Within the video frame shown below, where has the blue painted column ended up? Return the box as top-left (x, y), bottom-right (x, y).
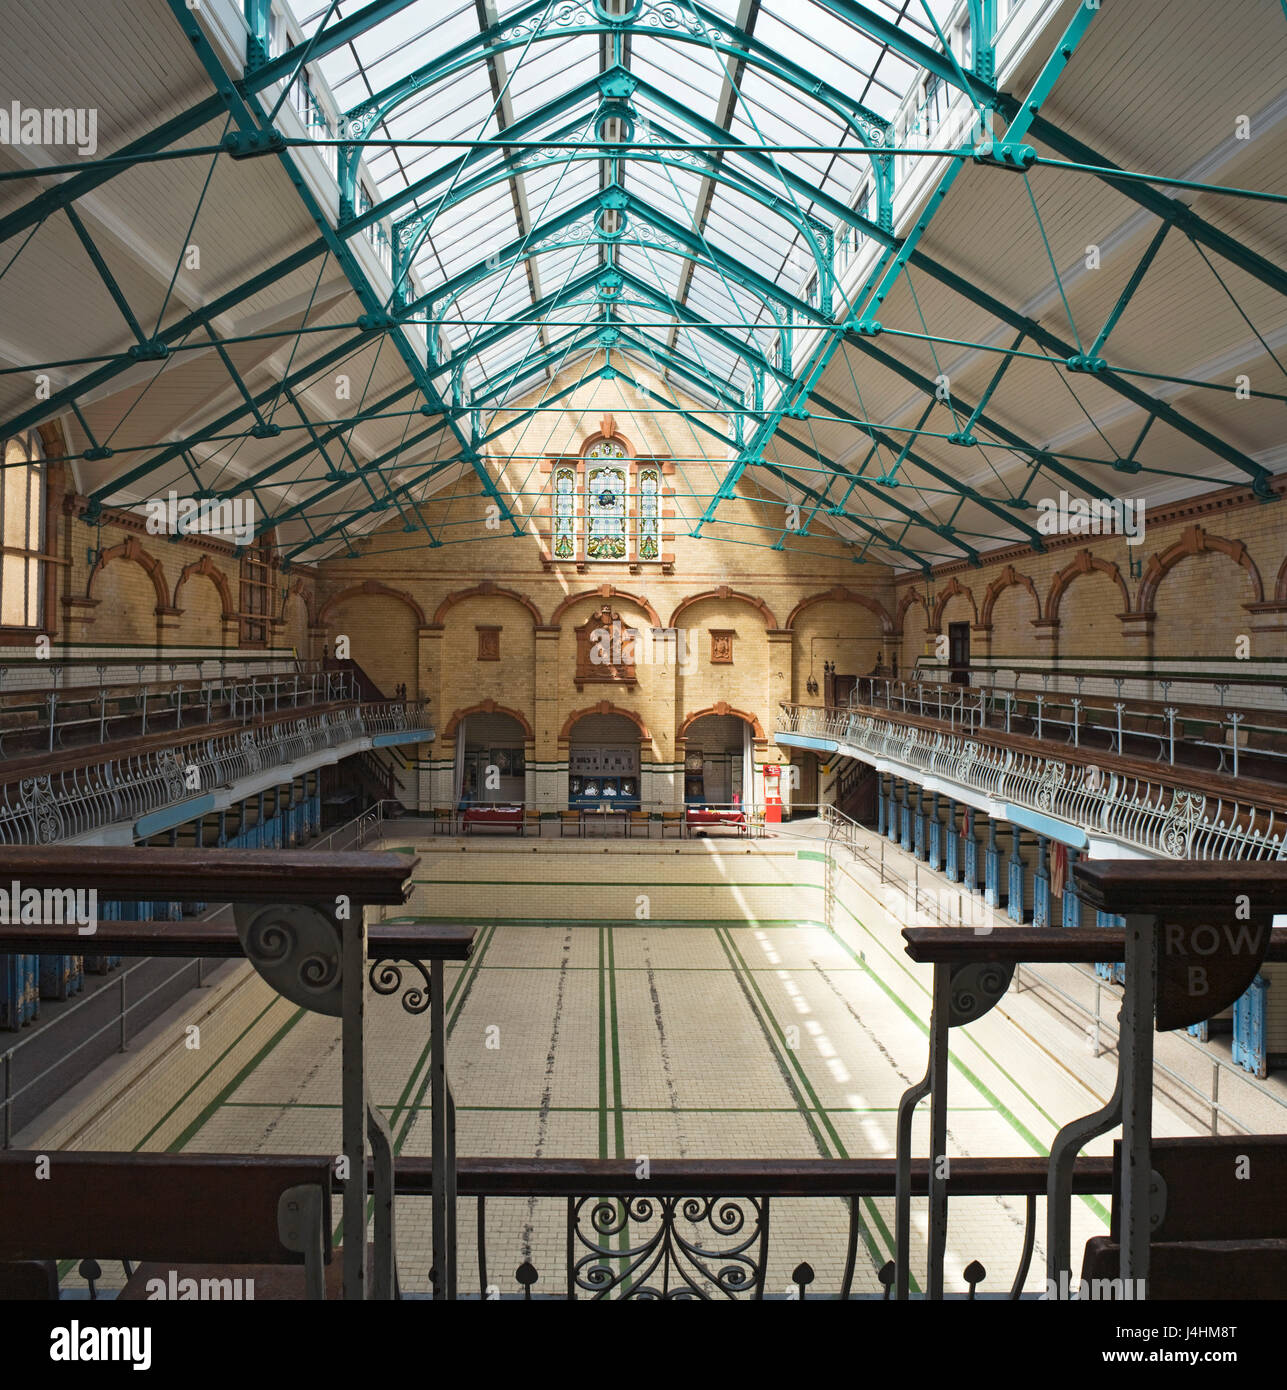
top-left (963, 807), bottom-right (978, 892)
top-left (900, 781), bottom-right (912, 851)
top-left (876, 772), bottom-right (886, 837)
top-left (888, 777), bottom-right (900, 843)
top-left (984, 817), bottom-right (1000, 907)
top-left (927, 792), bottom-right (942, 871)
top-left (913, 784), bottom-right (926, 860)
top-left (1232, 975), bottom-right (1269, 1079)
top-left (1062, 881), bottom-right (1081, 928)
top-left (1032, 835), bottom-right (1050, 927)
top-left (1007, 825), bottom-right (1025, 922)
top-left (944, 798), bottom-right (959, 882)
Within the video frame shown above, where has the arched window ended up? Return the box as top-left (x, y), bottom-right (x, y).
top-left (0, 431), bottom-right (45, 629)
top-left (548, 421), bottom-right (663, 564)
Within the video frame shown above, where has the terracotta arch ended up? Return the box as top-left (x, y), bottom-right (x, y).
top-left (559, 700), bottom-right (652, 744)
top-left (1046, 548), bottom-right (1130, 623)
top-left (784, 585), bottom-right (894, 636)
top-left (317, 579), bottom-right (427, 627)
top-left (979, 564), bottom-right (1040, 629)
top-left (550, 584), bottom-right (660, 628)
top-left (87, 534), bottom-right (169, 611)
top-left (1276, 552), bottom-right (1287, 604)
top-left (895, 587), bottom-right (930, 631)
top-left (667, 586), bottom-right (778, 631)
top-left (677, 702), bottom-right (766, 742)
top-left (443, 699), bottom-right (535, 742)
top-left (578, 418), bottom-right (639, 460)
top-left (173, 554), bottom-right (234, 617)
top-left (929, 576), bottom-right (978, 632)
top-left (1136, 523), bottom-right (1264, 613)
top-left (432, 580), bottom-right (543, 627)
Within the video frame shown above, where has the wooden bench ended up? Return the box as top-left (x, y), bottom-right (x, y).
top-left (0, 1151), bottom-right (333, 1300)
top-left (626, 810), bottom-right (652, 838)
top-left (1081, 1136), bottom-right (1287, 1298)
top-left (559, 810), bottom-right (583, 837)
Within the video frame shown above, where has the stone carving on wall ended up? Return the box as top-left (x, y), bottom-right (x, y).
top-left (575, 604), bottom-right (638, 690)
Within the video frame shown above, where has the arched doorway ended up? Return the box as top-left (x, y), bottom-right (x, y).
top-left (680, 712), bottom-right (754, 808)
top-left (456, 711), bottom-right (529, 807)
top-left (566, 711), bottom-right (641, 809)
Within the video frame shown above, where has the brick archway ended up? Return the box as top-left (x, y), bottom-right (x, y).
top-left (929, 576), bottom-right (978, 632)
top-left (1046, 549), bottom-right (1130, 623)
top-left (87, 534), bottom-right (169, 611)
top-left (550, 584), bottom-right (660, 628)
top-left (317, 580), bottom-right (427, 627)
top-left (559, 700), bottom-right (652, 745)
top-left (432, 580), bottom-right (543, 627)
top-left (895, 587), bottom-right (930, 631)
top-left (173, 553), bottom-right (234, 618)
top-left (979, 564), bottom-right (1040, 629)
top-left (667, 586), bottom-right (779, 631)
top-left (784, 585), bottom-right (893, 636)
top-left (677, 702), bottom-right (766, 742)
top-left (1136, 523), bottom-right (1264, 613)
top-left (443, 699), bottom-right (534, 741)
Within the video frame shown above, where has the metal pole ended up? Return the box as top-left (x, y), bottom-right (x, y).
top-left (342, 908), bottom-right (367, 1300)
top-left (3, 1050), bottom-right (11, 1149)
top-left (1120, 912), bottom-right (1156, 1296)
top-left (927, 966), bottom-right (952, 1299)
top-left (119, 974), bottom-right (127, 1051)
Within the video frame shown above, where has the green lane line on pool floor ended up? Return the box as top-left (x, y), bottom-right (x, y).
top-left (715, 922), bottom-right (904, 1290)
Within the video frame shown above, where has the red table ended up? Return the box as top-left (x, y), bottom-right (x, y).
top-left (685, 807), bottom-right (747, 836)
top-left (462, 804), bottom-right (525, 834)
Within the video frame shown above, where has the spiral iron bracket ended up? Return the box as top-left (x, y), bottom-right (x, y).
top-left (948, 960), bottom-right (1015, 1027)
top-left (369, 958), bottom-right (432, 1014)
top-left (233, 902), bottom-right (344, 1017)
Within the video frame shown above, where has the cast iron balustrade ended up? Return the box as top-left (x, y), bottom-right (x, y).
top-left (0, 698), bottom-right (431, 845)
top-left (0, 844), bottom-right (472, 1301)
top-left (849, 675), bottom-right (1287, 778)
top-left (777, 699), bottom-right (1287, 860)
top-left (0, 851), bottom-right (1281, 1300)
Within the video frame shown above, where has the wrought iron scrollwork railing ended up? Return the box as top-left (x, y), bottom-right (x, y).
top-left (777, 701), bottom-right (1287, 861)
top-left (388, 1156), bottom-right (1108, 1300)
top-left (0, 700), bottom-right (431, 846)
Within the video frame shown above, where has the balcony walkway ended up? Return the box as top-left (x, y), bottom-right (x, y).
top-left (15, 828), bottom-right (1237, 1298)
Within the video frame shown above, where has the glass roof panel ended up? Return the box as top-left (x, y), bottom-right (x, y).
top-left (291, 0), bottom-right (963, 414)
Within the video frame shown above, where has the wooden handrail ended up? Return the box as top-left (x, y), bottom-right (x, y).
top-left (901, 924), bottom-right (1287, 964)
top-left (0, 915), bottom-right (472, 959)
top-left (0, 845), bottom-right (417, 904)
top-left (1074, 859), bottom-right (1287, 914)
top-left (388, 1154), bottom-right (1113, 1197)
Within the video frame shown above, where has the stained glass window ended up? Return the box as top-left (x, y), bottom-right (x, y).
top-left (586, 440), bottom-right (628, 560)
top-left (552, 439), bottom-right (662, 562)
top-left (638, 466), bottom-right (660, 561)
top-left (553, 466), bottom-right (576, 559)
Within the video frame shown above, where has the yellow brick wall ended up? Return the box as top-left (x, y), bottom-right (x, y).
top-left (310, 364), bottom-right (899, 807)
top-left (53, 500), bottom-right (317, 653)
top-left (895, 483), bottom-right (1287, 675)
